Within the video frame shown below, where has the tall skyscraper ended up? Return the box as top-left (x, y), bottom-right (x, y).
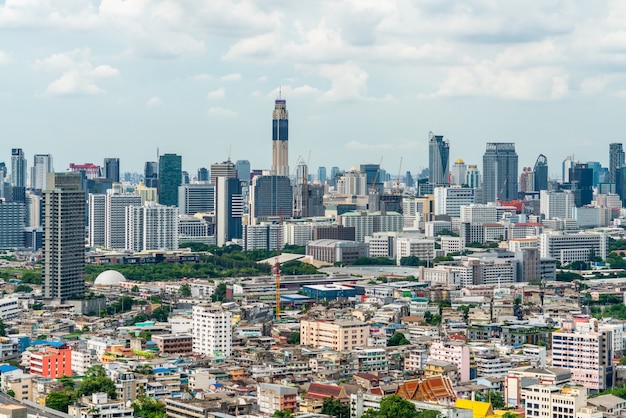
top-left (103, 158), bottom-right (120, 183)
top-left (144, 161), bottom-right (158, 188)
top-left (533, 154), bottom-right (548, 191)
top-left (216, 177), bottom-right (243, 246)
top-left (610, 143), bottom-right (624, 184)
top-left (126, 203), bottom-right (179, 251)
top-left (106, 193), bottom-right (142, 249)
top-left (562, 155), bottom-right (577, 183)
top-left (317, 166), bottom-right (327, 184)
top-left (428, 132), bottom-right (450, 186)
top-left (235, 160), bottom-right (251, 183)
top-left (197, 167), bottom-right (209, 183)
top-left (482, 142), bottom-right (518, 203)
top-left (569, 163), bottom-right (593, 206)
top-left (465, 165), bottom-right (481, 189)
top-left (210, 160), bottom-right (237, 186)
top-left (158, 153), bottom-right (182, 207)
top-left (250, 175), bottom-right (292, 224)
top-left (271, 97), bottom-right (289, 176)
top-left (31, 154), bottom-right (53, 192)
top-left (11, 148), bottom-right (27, 188)
top-left (178, 183), bottom-right (215, 215)
top-left (43, 173), bottom-right (85, 300)
top-left (88, 194), bottom-right (106, 247)
top-left (450, 159), bottom-right (467, 186)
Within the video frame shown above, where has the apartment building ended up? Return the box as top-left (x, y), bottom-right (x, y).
top-left (192, 304), bottom-right (232, 358)
top-left (29, 344), bottom-right (72, 379)
top-left (257, 383), bottom-right (298, 414)
top-left (427, 341), bottom-right (470, 382)
top-left (300, 319), bottom-right (369, 351)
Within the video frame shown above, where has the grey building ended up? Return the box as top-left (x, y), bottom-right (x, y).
top-left (482, 142), bottom-right (518, 203)
top-left (178, 183), bottom-right (215, 215)
top-left (250, 175), bottom-right (292, 224)
top-left (428, 132), bottom-right (450, 186)
top-left (0, 203), bottom-right (25, 249)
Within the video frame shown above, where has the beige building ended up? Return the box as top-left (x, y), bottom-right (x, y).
top-left (300, 319), bottom-right (369, 351)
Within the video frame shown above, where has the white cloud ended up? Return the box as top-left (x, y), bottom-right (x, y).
top-left (265, 84), bottom-right (322, 99)
top-left (146, 96), bottom-right (163, 108)
top-left (208, 107), bottom-right (237, 118)
top-left (220, 73), bottom-right (241, 81)
top-left (318, 62), bottom-right (369, 102)
top-left (35, 49), bottom-right (119, 97)
top-left (0, 51), bottom-right (11, 65)
top-left (207, 88), bottom-right (226, 99)
top-left (193, 73), bottom-right (213, 81)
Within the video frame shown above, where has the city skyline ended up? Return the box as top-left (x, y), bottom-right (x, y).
top-left (2, 2), bottom-right (626, 174)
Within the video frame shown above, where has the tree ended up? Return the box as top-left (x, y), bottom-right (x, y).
top-left (502, 413), bottom-right (519, 418)
top-left (77, 365), bottom-right (117, 399)
top-left (387, 332), bottom-right (410, 346)
top-left (0, 318), bottom-right (7, 337)
top-left (178, 284), bottom-right (192, 297)
top-left (134, 313), bottom-right (150, 324)
top-left (211, 282), bottom-right (227, 302)
top-left (57, 375), bottom-right (76, 390)
top-left (476, 391), bottom-right (505, 409)
top-left (400, 256), bottom-right (425, 266)
top-left (151, 306), bottom-right (169, 322)
top-left (363, 395), bottom-right (419, 418)
top-left (321, 397), bottom-right (349, 418)
top-left (287, 332), bottom-right (300, 345)
top-left (135, 364), bottom-right (154, 375)
top-left (46, 390), bottom-right (75, 413)
top-left (272, 410), bottom-right (295, 418)
top-left (132, 396), bottom-right (166, 418)
top-left (13, 284), bottom-right (33, 293)
top-left (131, 285), bottom-right (140, 293)
top-left (5, 389), bottom-right (14, 397)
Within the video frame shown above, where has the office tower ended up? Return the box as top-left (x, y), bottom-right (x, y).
top-left (569, 163), bottom-right (593, 206)
top-left (210, 160), bottom-right (237, 186)
top-left (144, 161), bottom-right (158, 188)
top-left (336, 170), bottom-right (367, 195)
top-left (197, 167), bottom-right (210, 183)
top-left (428, 132), bottom-right (450, 186)
top-left (103, 158), bottom-right (120, 183)
top-left (317, 166), bottom-right (327, 184)
top-left (215, 177), bottom-right (243, 247)
top-left (11, 148), bottom-right (27, 188)
top-left (88, 194), bottom-right (106, 247)
top-left (192, 304), bottom-right (233, 357)
top-left (533, 154), bottom-right (548, 191)
top-left (293, 159), bottom-right (308, 218)
top-left (464, 165), bottom-right (481, 189)
top-left (609, 143), bottom-right (624, 183)
top-left (235, 160), bottom-right (251, 183)
top-left (433, 187), bottom-right (475, 217)
top-left (31, 154), bottom-right (53, 192)
top-left (42, 173), bottom-right (85, 300)
top-left (405, 171), bottom-right (414, 187)
top-left (482, 142), bottom-right (518, 203)
top-left (158, 153), bottom-right (182, 207)
top-left (329, 166), bottom-right (340, 186)
top-left (519, 167), bottom-right (534, 193)
top-left (125, 203), bottom-right (179, 251)
top-left (360, 164), bottom-right (381, 188)
top-left (182, 171), bottom-right (190, 185)
top-left (450, 159), bottom-right (467, 186)
top-left (0, 162), bottom-right (6, 182)
top-left (562, 155), bottom-right (577, 183)
top-left (250, 175), bottom-right (292, 224)
top-left (540, 190), bottom-right (575, 220)
top-left (26, 191), bottom-right (41, 228)
top-left (178, 183), bottom-right (215, 215)
top-left (106, 193), bottom-right (142, 249)
top-left (587, 161), bottom-right (603, 187)
top-left (0, 202), bottom-right (25, 248)
top-left (271, 97), bottom-right (289, 176)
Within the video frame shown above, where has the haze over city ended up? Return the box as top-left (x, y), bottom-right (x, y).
top-left (2, 1), bottom-right (626, 175)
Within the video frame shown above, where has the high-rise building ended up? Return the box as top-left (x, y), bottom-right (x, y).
top-left (482, 142), bottom-right (518, 203)
top-left (0, 202), bottom-right (25, 249)
top-left (43, 173), bottom-right (85, 300)
top-left (450, 159), bottom-right (467, 186)
top-left (158, 153), bottom-right (182, 207)
top-left (69, 163), bottom-right (100, 179)
top-left (434, 187), bottom-right (476, 217)
top-left (329, 166), bottom-right (340, 186)
top-left (235, 160), bottom-right (250, 183)
top-left (31, 154), bottom-right (53, 192)
top-left (106, 193), bottom-right (142, 249)
top-left (215, 177), bottom-right (243, 247)
top-left (562, 155), bottom-right (577, 183)
top-left (197, 167), bottom-right (209, 183)
top-left (533, 154), bottom-right (548, 191)
top-left (519, 167), bottom-right (534, 193)
top-left (428, 132), bottom-right (450, 186)
top-left (210, 160), bottom-right (237, 186)
top-left (609, 143), bottom-right (624, 184)
top-left (250, 175), bottom-right (293, 224)
top-left (144, 161), bottom-right (158, 188)
top-left (272, 97), bottom-right (289, 177)
top-left (465, 165), bottom-right (481, 189)
top-left (11, 148), bottom-right (27, 188)
top-left (317, 166), bottom-right (327, 184)
top-left (88, 194), bottom-right (106, 247)
top-left (182, 171), bottom-right (190, 185)
top-left (192, 304), bottom-right (233, 357)
top-left (178, 183), bottom-right (215, 215)
top-left (103, 158), bottom-right (120, 183)
top-left (569, 163), bottom-right (593, 206)
top-left (540, 190), bottom-right (575, 220)
top-left (125, 203), bottom-right (179, 251)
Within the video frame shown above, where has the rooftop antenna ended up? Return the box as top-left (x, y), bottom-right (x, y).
top-left (278, 86), bottom-right (282, 100)
top-left (227, 145), bottom-right (232, 162)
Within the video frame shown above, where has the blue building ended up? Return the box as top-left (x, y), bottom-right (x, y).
top-left (302, 284), bottom-right (358, 301)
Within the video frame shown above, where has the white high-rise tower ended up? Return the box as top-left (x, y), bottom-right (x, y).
top-left (271, 96), bottom-right (289, 176)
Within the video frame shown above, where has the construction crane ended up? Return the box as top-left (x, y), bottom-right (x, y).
top-left (393, 157), bottom-right (403, 195)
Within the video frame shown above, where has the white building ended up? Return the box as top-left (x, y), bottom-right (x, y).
top-left (396, 238), bottom-right (435, 265)
top-left (178, 216), bottom-right (214, 246)
top-left (0, 297), bottom-right (20, 321)
top-left (340, 211), bottom-right (403, 242)
top-left (365, 232), bottom-right (396, 259)
top-left (125, 203), bottom-right (179, 251)
top-left (88, 194), bottom-right (106, 247)
top-left (106, 192), bottom-right (142, 250)
top-left (425, 220), bottom-right (452, 237)
top-left (178, 183), bottom-right (215, 215)
top-left (540, 190), bottom-right (575, 220)
top-left (522, 384), bottom-right (590, 418)
top-left (31, 154), bottom-right (53, 191)
top-left (243, 223), bottom-right (284, 251)
top-left (71, 349), bottom-right (95, 376)
top-left (427, 341), bottom-right (470, 382)
top-left (460, 204), bottom-right (498, 224)
top-left (440, 236), bottom-right (464, 254)
top-left (434, 187), bottom-right (476, 217)
top-left (450, 159), bottom-right (467, 186)
top-left (192, 304), bottom-right (232, 358)
top-left (539, 232), bottom-right (608, 264)
top-left (69, 392), bottom-right (134, 418)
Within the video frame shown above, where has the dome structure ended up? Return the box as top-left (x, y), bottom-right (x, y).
top-left (94, 270), bottom-right (126, 286)
top-left (455, 158), bottom-right (465, 164)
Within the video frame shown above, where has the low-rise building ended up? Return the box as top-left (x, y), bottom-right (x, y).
top-left (257, 383), bottom-right (298, 414)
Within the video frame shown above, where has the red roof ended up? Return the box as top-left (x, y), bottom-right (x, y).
top-left (305, 383), bottom-right (345, 400)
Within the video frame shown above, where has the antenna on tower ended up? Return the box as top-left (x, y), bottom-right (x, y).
top-left (227, 145), bottom-right (232, 162)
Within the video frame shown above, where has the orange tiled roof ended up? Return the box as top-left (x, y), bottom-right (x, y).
top-left (395, 376), bottom-right (456, 403)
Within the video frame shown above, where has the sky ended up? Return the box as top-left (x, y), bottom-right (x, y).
top-left (1, 0), bottom-right (626, 180)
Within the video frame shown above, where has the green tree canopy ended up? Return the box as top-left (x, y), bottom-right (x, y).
top-left (287, 332), bottom-right (300, 345)
top-left (132, 396), bottom-right (166, 418)
top-left (321, 397), bottom-right (350, 418)
top-left (46, 390), bottom-right (75, 413)
top-left (387, 332), bottom-right (410, 346)
top-left (211, 282), bottom-right (227, 302)
top-left (151, 306), bottom-right (170, 322)
top-left (178, 284), bottom-right (192, 297)
top-left (77, 365), bottom-right (117, 399)
top-left (272, 410), bottom-right (295, 418)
